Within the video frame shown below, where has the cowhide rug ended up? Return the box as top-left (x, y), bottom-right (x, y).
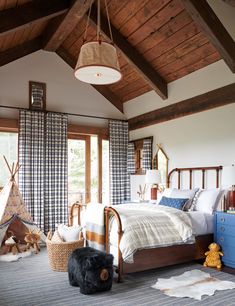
top-left (0, 250), bottom-right (32, 262)
top-left (151, 269), bottom-right (235, 300)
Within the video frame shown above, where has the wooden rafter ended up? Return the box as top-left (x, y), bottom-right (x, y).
top-left (129, 83), bottom-right (235, 130)
top-left (222, 0), bottom-right (235, 7)
top-left (0, 0), bottom-right (69, 37)
top-left (181, 0), bottom-right (235, 73)
top-left (56, 46), bottom-right (124, 113)
top-left (43, 0), bottom-right (94, 51)
top-left (0, 37), bottom-right (42, 67)
top-left (89, 5), bottom-right (168, 100)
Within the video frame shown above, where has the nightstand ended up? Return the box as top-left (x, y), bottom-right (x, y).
top-left (214, 212), bottom-right (235, 268)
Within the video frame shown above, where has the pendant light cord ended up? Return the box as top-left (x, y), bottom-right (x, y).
top-left (104, 0), bottom-right (114, 43)
top-left (97, 0), bottom-right (101, 41)
top-left (84, 0), bottom-right (93, 43)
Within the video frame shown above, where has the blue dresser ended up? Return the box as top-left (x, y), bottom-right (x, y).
top-left (214, 212), bottom-right (235, 268)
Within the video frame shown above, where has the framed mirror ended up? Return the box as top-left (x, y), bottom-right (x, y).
top-left (152, 144), bottom-right (169, 186)
top-left (29, 81), bottom-right (46, 111)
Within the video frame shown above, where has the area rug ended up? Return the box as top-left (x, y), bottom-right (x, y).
top-left (152, 269), bottom-right (235, 300)
top-left (1, 249), bottom-right (235, 306)
top-left (0, 250), bottom-right (32, 262)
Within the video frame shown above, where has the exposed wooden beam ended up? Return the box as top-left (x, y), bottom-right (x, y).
top-left (129, 83), bottom-right (235, 130)
top-left (68, 124), bottom-right (108, 138)
top-left (0, 118), bottom-right (18, 132)
top-left (181, 0), bottom-right (235, 73)
top-left (56, 46), bottom-right (124, 113)
top-left (0, 117), bottom-right (108, 137)
top-left (0, 37), bottom-right (42, 67)
top-left (222, 0), bottom-right (235, 7)
top-left (0, 0), bottom-right (69, 37)
top-left (43, 0), bottom-right (93, 51)
top-left (89, 5), bottom-right (168, 100)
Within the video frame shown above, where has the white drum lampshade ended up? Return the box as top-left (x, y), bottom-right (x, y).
top-left (222, 165), bottom-right (235, 188)
top-left (74, 41), bottom-right (122, 85)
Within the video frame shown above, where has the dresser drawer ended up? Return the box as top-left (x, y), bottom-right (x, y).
top-left (216, 224), bottom-right (235, 236)
top-left (216, 213), bottom-right (235, 226)
top-left (215, 233), bottom-right (235, 247)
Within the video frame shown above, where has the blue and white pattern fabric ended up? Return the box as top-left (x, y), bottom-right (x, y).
top-left (127, 142), bottom-right (135, 175)
top-left (159, 196), bottom-right (189, 210)
top-left (19, 110), bottom-right (68, 233)
top-left (142, 138), bottom-right (152, 172)
top-left (109, 120), bottom-right (130, 205)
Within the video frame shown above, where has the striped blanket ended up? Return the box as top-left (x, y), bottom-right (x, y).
top-left (85, 203), bottom-right (194, 263)
top-left (85, 203), bottom-right (106, 251)
top-left (110, 203), bottom-right (194, 263)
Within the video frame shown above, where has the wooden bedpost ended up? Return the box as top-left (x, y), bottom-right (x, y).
top-left (105, 207), bottom-right (123, 283)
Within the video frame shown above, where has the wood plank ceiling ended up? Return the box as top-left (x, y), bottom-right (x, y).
top-left (0, 0), bottom-right (234, 112)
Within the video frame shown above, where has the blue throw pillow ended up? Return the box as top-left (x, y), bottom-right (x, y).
top-left (159, 196), bottom-right (189, 210)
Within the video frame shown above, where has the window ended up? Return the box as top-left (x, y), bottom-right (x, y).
top-left (102, 139), bottom-right (109, 204)
top-left (0, 132), bottom-right (18, 188)
top-left (68, 135), bottom-right (109, 205)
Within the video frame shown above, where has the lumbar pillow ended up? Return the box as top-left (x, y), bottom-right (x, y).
top-left (57, 224), bottom-right (82, 242)
top-left (159, 196), bottom-right (189, 210)
top-left (170, 188), bottom-right (199, 211)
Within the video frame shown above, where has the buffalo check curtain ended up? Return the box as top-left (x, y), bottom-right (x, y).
top-left (19, 110), bottom-right (68, 233)
top-left (109, 120), bottom-right (130, 205)
top-left (127, 142), bottom-right (135, 175)
top-left (142, 138), bottom-right (152, 171)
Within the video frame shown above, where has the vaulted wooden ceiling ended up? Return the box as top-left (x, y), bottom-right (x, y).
top-left (0, 0), bottom-right (234, 114)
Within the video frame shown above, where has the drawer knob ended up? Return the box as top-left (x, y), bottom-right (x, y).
top-left (220, 226), bottom-right (225, 232)
top-left (220, 217), bottom-right (225, 222)
top-left (220, 237), bottom-right (224, 242)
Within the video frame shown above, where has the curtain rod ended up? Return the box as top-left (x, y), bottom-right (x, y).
top-left (0, 105), bottom-right (127, 122)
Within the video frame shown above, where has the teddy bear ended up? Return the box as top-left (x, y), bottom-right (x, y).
top-left (203, 242), bottom-right (223, 269)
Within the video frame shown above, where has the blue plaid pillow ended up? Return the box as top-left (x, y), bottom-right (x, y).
top-left (159, 196), bottom-right (189, 210)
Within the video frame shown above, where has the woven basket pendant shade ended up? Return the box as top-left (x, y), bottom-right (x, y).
top-left (75, 41), bottom-right (122, 85)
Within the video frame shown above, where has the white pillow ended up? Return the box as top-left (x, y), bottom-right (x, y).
top-left (156, 188), bottom-right (173, 204)
top-left (195, 188), bottom-right (221, 214)
top-left (57, 224), bottom-right (82, 242)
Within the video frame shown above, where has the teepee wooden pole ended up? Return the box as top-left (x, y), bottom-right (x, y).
top-left (3, 155), bottom-right (12, 175)
top-left (11, 162), bottom-right (15, 175)
top-left (14, 164), bottom-right (21, 176)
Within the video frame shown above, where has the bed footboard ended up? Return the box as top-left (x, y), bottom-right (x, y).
top-left (105, 207), bottom-right (124, 282)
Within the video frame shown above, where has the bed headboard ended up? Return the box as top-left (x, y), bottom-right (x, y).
top-left (167, 166), bottom-right (223, 189)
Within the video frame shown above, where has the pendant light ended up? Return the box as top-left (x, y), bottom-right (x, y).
top-left (74, 0), bottom-right (122, 85)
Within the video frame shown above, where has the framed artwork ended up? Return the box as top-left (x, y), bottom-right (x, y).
top-left (29, 81), bottom-right (46, 111)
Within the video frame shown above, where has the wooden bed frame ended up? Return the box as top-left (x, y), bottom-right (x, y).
top-left (105, 166), bottom-right (223, 282)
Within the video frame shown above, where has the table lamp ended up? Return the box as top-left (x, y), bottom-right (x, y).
top-left (145, 170), bottom-right (161, 202)
top-left (222, 165), bottom-right (235, 209)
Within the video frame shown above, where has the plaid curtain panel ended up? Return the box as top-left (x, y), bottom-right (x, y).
top-left (44, 113), bottom-right (68, 233)
top-left (19, 111), bottom-right (45, 231)
top-left (127, 142), bottom-right (135, 174)
top-left (142, 138), bottom-right (152, 171)
top-left (19, 110), bottom-right (68, 233)
top-left (109, 120), bottom-right (130, 205)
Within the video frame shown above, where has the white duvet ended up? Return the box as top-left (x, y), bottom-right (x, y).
top-left (109, 203), bottom-right (195, 263)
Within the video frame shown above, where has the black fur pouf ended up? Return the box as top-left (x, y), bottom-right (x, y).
top-left (68, 247), bottom-right (114, 295)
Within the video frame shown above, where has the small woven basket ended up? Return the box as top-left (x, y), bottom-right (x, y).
top-left (46, 231), bottom-right (84, 272)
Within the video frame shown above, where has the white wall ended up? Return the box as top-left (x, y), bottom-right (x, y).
top-left (130, 103), bottom-right (235, 173)
top-left (0, 50), bottom-right (126, 127)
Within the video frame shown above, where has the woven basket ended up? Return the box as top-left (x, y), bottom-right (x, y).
top-left (46, 231), bottom-right (84, 272)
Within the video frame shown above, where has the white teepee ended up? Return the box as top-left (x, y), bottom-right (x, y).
top-left (0, 156), bottom-right (45, 246)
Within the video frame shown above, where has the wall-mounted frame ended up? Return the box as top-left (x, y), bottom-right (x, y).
top-left (29, 81), bottom-right (46, 111)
